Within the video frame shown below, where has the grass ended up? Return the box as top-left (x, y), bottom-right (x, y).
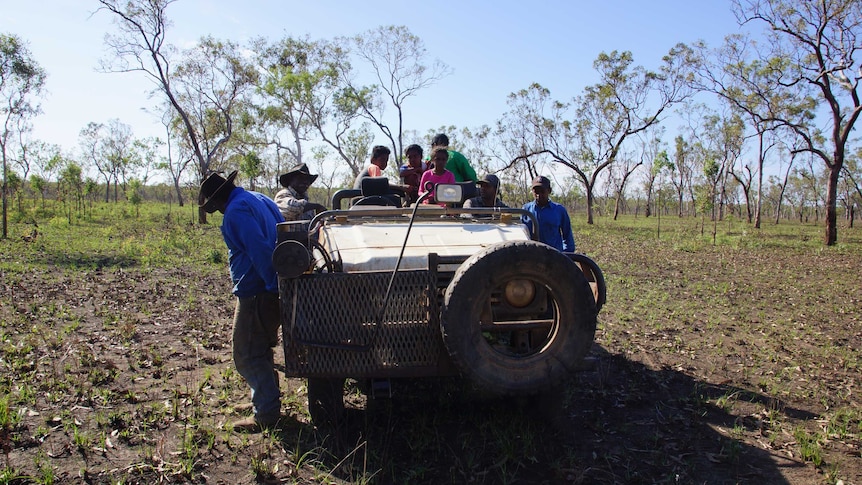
top-left (1, 200), bottom-right (861, 483)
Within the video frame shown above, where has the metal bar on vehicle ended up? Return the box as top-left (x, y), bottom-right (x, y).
top-left (309, 207), bottom-right (540, 240)
top-left (479, 319), bottom-right (555, 331)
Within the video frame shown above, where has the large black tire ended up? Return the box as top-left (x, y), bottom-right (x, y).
top-left (307, 377), bottom-right (345, 430)
top-left (441, 240), bottom-right (597, 394)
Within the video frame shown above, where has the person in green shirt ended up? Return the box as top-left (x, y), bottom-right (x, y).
top-left (430, 133), bottom-right (478, 183)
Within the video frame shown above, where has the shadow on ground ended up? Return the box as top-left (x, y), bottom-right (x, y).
top-left (288, 346), bottom-right (816, 484)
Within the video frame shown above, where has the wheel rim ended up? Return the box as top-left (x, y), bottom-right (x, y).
top-left (479, 276), bottom-right (560, 358)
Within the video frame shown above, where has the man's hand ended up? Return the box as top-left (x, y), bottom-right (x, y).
top-left (307, 202), bottom-right (327, 214)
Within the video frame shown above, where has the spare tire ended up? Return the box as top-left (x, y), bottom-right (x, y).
top-left (441, 240), bottom-right (597, 394)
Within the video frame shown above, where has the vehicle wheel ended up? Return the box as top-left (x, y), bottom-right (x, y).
top-left (441, 240), bottom-right (597, 394)
top-left (307, 377), bottom-right (345, 430)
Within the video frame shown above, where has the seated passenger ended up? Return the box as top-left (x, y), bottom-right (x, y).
top-left (399, 144), bottom-right (427, 204)
top-left (274, 163), bottom-right (326, 221)
top-left (354, 145), bottom-right (390, 189)
top-left (418, 147), bottom-right (456, 206)
top-left (430, 133), bottom-right (478, 183)
top-left (463, 174), bottom-right (508, 214)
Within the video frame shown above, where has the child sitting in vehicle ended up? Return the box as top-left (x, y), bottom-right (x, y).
top-left (418, 147), bottom-right (456, 205)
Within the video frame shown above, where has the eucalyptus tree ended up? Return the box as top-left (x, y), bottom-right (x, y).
top-left (643, 148), bottom-right (671, 218)
top-left (78, 122), bottom-right (110, 202)
top-left (155, 104), bottom-right (192, 206)
top-left (694, 109), bottom-right (745, 220)
top-left (842, 148), bottom-right (862, 218)
top-left (344, 25), bottom-right (451, 163)
top-left (732, 0), bottom-right (862, 245)
top-left (693, 33), bottom-right (814, 229)
top-left (0, 33), bottom-right (45, 238)
top-left (254, 35), bottom-right (336, 171)
top-left (269, 38), bottom-right (378, 179)
top-left (497, 83), bottom-right (554, 188)
top-left (768, 134), bottom-right (802, 224)
top-left (58, 161), bottom-right (84, 220)
top-left (98, 1), bottom-right (256, 223)
top-left (669, 135), bottom-right (695, 217)
top-left (103, 119), bottom-right (137, 202)
top-left (729, 155), bottom-right (757, 223)
top-left (503, 48), bottom-right (693, 224)
top-left (78, 120), bottom-right (135, 203)
top-left (632, 126), bottom-right (666, 218)
top-left (793, 156), bottom-right (827, 222)
top-left (172, 37), bottom-right (258, 185)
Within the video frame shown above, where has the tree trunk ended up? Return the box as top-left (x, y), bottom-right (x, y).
top-left (824, 163), bottom-right (840, 245)
top-left (198, 195), bottom-right (207, 224)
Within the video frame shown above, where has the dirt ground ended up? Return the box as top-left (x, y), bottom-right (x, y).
top-left (1, 240), bottom-right (861, 484)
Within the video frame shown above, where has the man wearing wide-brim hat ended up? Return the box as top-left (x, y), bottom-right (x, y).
top-left (274, 163), bottom-right (326, 221)
top-left (199, 170), bottom-right (286, 432)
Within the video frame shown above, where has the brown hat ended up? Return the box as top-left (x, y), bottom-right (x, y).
top-left (199, 170), bottom-right (238, 213)
top-left (477, 174), bottom-right (500, 190)
top-left (531, 175), bottom-right (551, 190)
top-left (279, 163), bottom-right (318, 188)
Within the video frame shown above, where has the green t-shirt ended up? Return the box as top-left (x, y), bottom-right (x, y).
top-left (445, 150), bottom-right (478, 183)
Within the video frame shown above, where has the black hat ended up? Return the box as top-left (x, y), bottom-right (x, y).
top-left (531, 175), bottom-right (551, 190)
top-left (279, 163), bottom-right (318, 188)
top-left (477, 174), bottom-right (500, 190)
top-left (199, 170), bottom-right (237, 213)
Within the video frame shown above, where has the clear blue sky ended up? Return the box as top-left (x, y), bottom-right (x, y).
top-left (5, 0), bottom-right (746, 165)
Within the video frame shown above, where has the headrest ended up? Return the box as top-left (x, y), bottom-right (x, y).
top-left (458, 181), bottom-right (478, 200)
top-left (360, 176), bottom-right (390, 196)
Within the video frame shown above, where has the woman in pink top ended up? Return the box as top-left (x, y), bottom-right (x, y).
top-left (418, 147), bottom-right (456, 205)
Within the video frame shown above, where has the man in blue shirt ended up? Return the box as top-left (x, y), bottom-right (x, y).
top-left (522, 175), bottom-right (576, 252)
top-left (200, 170), bottom-right (285, 432)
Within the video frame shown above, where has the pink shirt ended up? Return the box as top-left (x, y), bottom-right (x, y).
top-left (418, 170), bottom-right (456, 205)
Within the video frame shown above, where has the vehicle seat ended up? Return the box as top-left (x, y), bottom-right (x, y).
top-left (352, 177), bottom-right (401, 207)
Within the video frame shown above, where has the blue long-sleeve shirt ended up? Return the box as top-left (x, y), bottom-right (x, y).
top-left (220, 187), bottom-right (285, 297)
top-left (521, 199), bottom-right (576, 252)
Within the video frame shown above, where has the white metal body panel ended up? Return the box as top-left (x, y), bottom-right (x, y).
top-left (319, 220), bottom-right (531, 272)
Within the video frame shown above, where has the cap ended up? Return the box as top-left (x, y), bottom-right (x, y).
top-left (531, 175), bottom-right (551, 190)
top-left (477, 174), bottom-right (500, 190)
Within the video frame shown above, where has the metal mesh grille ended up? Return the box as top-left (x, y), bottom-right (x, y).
top-left (280, 270), bottom-right (442, 377)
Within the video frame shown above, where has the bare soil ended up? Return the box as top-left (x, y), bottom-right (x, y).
top-left (1, 236), bottom-right (860, 484)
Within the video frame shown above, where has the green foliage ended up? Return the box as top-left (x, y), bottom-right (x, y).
top-left (1, 199), bottom-right (226, 272)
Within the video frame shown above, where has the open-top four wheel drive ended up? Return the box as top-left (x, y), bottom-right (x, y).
top-left (271, 180), bottom-right (606, 423)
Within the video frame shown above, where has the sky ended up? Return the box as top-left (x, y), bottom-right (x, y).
top-left (3, 0), bottom-right (749, 179)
